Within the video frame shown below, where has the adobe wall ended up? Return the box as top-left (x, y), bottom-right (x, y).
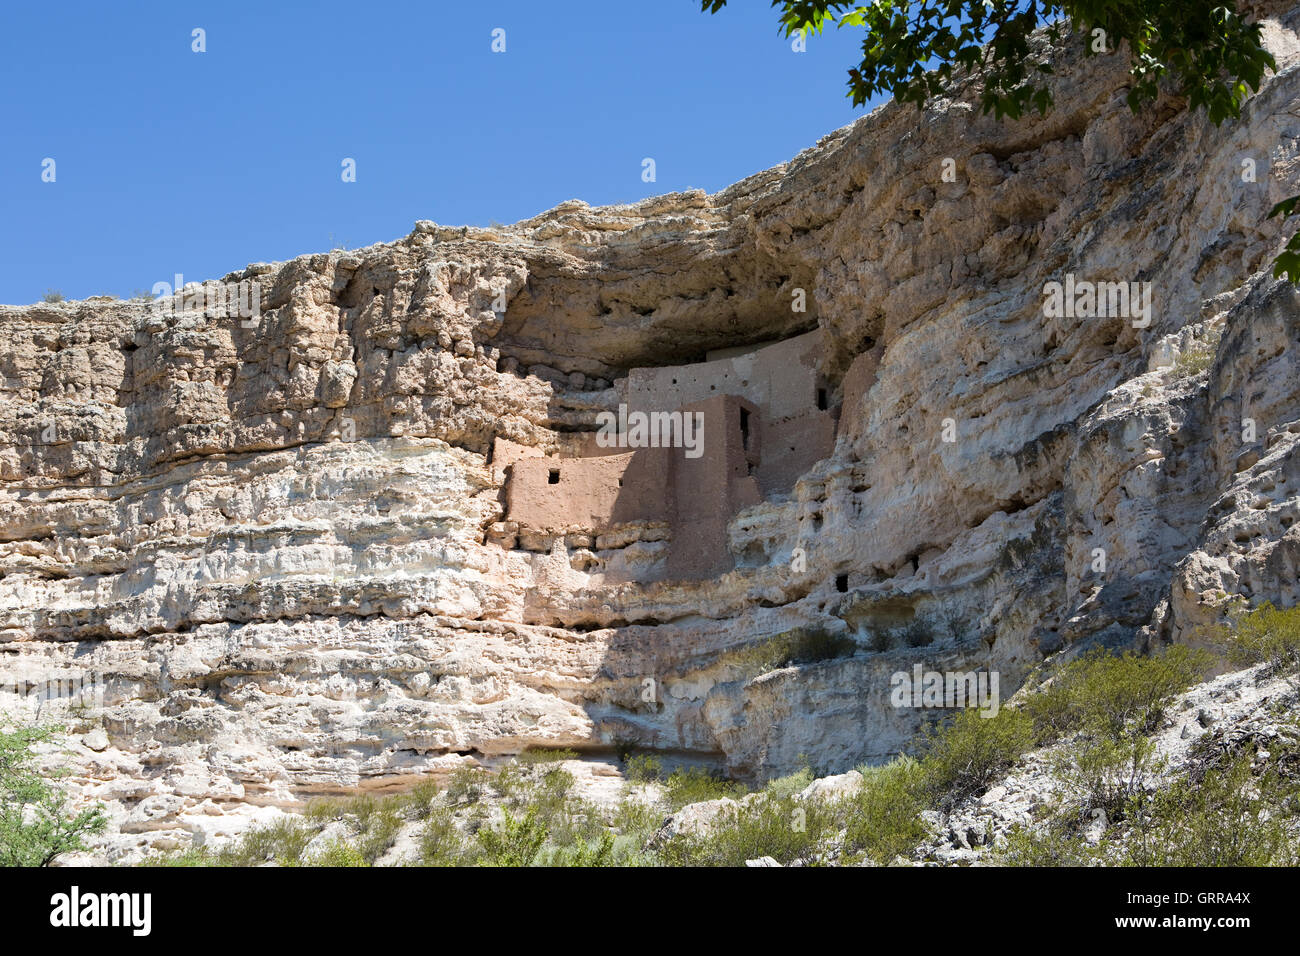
top-left (491, 436), bottom-right (544, 479)
top-left (505, 449), bottom-right (670, 532)
top-left (501, 331), bottom-right (840, 578)
top-left (667, 394), bottom-right (762, 579)
top-left (838, 341), bottom-right (885, 445)
top-left (626, 329), bottom-right (825, 421)
top-left (755, 408), bottom-right (837, 498)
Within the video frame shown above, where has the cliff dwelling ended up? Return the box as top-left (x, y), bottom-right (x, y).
top-left (492, 329), bottom-right (852, 580)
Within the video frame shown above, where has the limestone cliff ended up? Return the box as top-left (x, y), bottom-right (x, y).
top-left (5, 10), bottom-right (1300, 859)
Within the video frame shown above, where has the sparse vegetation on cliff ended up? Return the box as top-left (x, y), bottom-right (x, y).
top-left (133, 609), bottom-right (1300, 869)
top-left (0, 723), bottom-right (106, 867)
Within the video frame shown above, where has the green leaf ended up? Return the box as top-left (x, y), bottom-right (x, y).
top-left (1268, 195), bottom-right (1300, 220)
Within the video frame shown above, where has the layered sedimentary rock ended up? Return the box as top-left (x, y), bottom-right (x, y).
top-left (5, 8), bottom-right (1300, 858)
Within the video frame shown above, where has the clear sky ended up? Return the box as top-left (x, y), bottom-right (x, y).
top-left (0, 1), bottom-right (884, 304)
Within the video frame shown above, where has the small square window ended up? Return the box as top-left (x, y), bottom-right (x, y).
top-left (548, 468), bottom-right (560, 484)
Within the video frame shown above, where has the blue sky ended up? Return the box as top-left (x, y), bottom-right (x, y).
top-left (0, 1), bottom-right (883, 304)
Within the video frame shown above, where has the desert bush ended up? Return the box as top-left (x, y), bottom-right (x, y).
top-left (401, 779), bottom-right (441, 819)
top-left (611, 796), bottom-right (662, 839)
top-left (663, 767), bottom-right (746, 811)
top-left (419, 806), bottom-right (467, 866)
top-left (657, 794), bottom-right (834, 867)
top-left (1025, 645), bottom-right (1209, 744)
top-left (624, 753), bottom-right (663, 784)
top-left (763, 767), bottom-right (814, 801)
top-left (217, 817), bottom-right (312, 866)
top-left (444, 766), bottom-right (489, 805)
top-left (1122, 754), bottom-right (1299, 867)
top-left (306, 839), bottom-right (367, 867)
top-left (538, 831), bottom-right (616, 866)
top-left (1218, 602), bottom-right (1300, 676)
top-left (919, 708), bottom-right (1035, 808)
top-left (1054, 734), bottom-right (1162, 821)
top-left (476, 807), bottom-right (547, 866)
top-left (1170, 326), bottom-right (1222, 379)
top-left (843, 757), bottom-right (928, 863)
top-left (725, 627), bottom-right (856, 677)
top-left (516, 747), bottom-right (580, 765)
top-left (993, 819), bottom-right (1096, 866)
top-left (355, 805), bottom-right (403, 864)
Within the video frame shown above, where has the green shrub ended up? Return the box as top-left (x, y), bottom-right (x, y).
top-left (1218, 602), bottom-right (1300, 676)
top-left (763, 767), bottom-right (814, 801)
top-left (657, 794), bottom-right (834, 867)
top-left (539, 831), bottom-right (616, 867)
top-left (1122, 754), bottom-right (1299, 867)
top-left (149, 847), bottom-right (218, 867)
top-left (724, 627), bottom-right (856, 677)
top-left (663, 767), bottom-right (746, 811)
top-left (217, 817), bottom-right (312, 866)
top-left (419, 806), bottom-right (467, 866)
top-left (993, 820), bottom-right (1096, 866)
top-left (444, 766), bottom-right (489, 805)
top-left (1026, 645), bottom-right (1210, 744)
top-left (401, 779), bottom-right (441, 819)
top-left (920, 708), bottom-right (1035, 808)
top-left (302, 797), bottom-right (342, 825)
top-left (516, 747), bottom-right (580, 765)
top-left (611, 796), bottom-right (662, 840)
top-left (0, 723), bottom-right (107, 866)
top-left (476, 807), bottom-right (547, 866)
top-left (843, 757), bottom-right (929, 863)
top-left (490, 763), bottom-right (523, 800)
top-left (307, 839), bottom-right (367, 867)
top-left (355, 806), bottom-right (403, 864)
top-left (41, 289), bottom-right (64, 304)
top-left (1170, 326), bottom-right (1222, 379)
top-left (1054, 734), bottom-right (1162, 820)
top-left (624, 754), bottom-right (663, 784)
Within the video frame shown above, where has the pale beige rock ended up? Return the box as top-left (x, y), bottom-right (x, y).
top-left (4, 8), bottom-right (1300, 859)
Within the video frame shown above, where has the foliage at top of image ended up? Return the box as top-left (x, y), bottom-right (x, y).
top-left (1, 723), bottom-right (107, 867)
top-left (41, 289), bottom-right (64, 304)
top-left (705, 2), bottom-right (1300, 282)
top-left (705, 1), bottom-right (1272, 121)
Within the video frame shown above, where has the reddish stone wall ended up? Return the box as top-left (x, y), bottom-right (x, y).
top-left (500, 333), bottom-right (843, 580)
top-left (755, 408), bottom-right (837, 498)
top-left (839, 342), bottom-right (884, 444)
top-left (667, 395), bottom-right (762, 579)
top-left (505, 449), bottom-right (670, 531)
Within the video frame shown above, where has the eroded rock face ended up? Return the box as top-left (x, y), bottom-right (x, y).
top-left (5, 10), bottom-right (1300, 859)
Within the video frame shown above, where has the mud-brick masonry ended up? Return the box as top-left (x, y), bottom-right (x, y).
top-left (499, 330), bottom-right (841, 579)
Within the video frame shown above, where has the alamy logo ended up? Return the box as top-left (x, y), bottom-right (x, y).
top-left (1042, 273), bottom-right (1152, 328)
top-left (1, 672), bottom-right (105, 714)
top-left (890, 665), bottom-right (1000, 717)
top-left (50, 887), bottom-right (151, 936)
top-left (595, 404), bottom-right (704, 459)
top-left (151, 273), bottom-right (261, 326)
